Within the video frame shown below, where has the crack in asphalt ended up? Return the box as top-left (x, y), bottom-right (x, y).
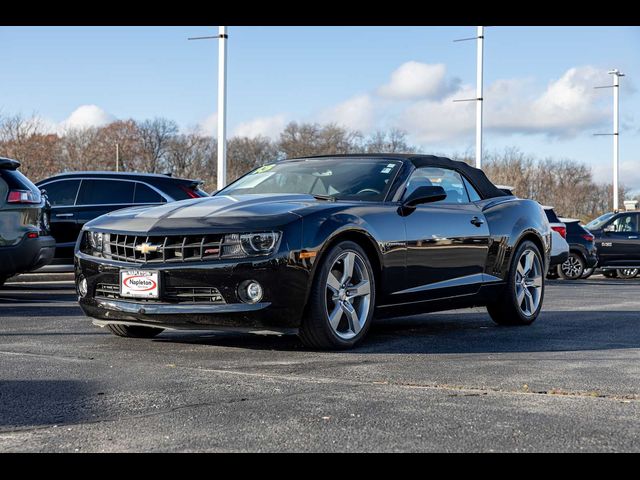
top-left (185, 366), bottom-right (640, 402)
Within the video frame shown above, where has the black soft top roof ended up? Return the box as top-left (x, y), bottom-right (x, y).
top-left (287, 154), bottom-right (508, 200)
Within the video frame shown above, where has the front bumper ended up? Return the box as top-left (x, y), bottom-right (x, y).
top-left (0, 235), bottom-right (55, 276)
top-left (75, 251), bottom-right (311, 330)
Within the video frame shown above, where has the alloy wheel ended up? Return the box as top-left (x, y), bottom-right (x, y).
top-left (561, 255), bottom-right (583, 279)
top-left (515, 249), bottom-right (543, 317)
top-left (617, 268), bottom-right (639, 279)
top-left (325, 251), bottom-right (371, 340)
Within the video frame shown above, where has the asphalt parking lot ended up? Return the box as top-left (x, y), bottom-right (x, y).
top-left (0, 274), bottom-right (639, 452)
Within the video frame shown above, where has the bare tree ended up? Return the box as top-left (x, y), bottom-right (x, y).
top-left (137, 118), bottom-right (179, 173)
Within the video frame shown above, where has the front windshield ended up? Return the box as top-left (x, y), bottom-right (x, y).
top-left (585, 212), bottom-right (615, 230)
top-left (218, 158), bottom-right (402, 201)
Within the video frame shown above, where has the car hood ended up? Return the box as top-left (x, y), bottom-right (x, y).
top-left (85, 194), bottom-right (330, 233)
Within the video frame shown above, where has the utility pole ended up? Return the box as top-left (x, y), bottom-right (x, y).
top-left (189, 26), bottom-right (229, 190)
top-left (454, 26), bottom-right (485, 169)
top-left (594, 69), bottom-right (625, 212)
top-left (115, 143), bottom-right (120, 172)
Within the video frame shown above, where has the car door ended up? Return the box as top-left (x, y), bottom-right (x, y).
top-left (598, 213), bottom-right (640, 266)
top-left (397, 167), bottom-right (491, 303)
top-left (38, 179), bottom-right (81, 259)
top-left (74, 179), bottom-right (136, 233)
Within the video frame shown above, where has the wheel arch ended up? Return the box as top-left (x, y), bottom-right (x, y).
top-left (304, 228), bottom-right (383, 307)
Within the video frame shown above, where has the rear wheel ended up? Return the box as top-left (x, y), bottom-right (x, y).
top-left (558, 253), bottom-right (585, 280)
top-left (299, 241), bottom-right (375, 349)
top-left (581, 267), bottom-right (595, 279)
top-left (487, 241), bottom-right (544, 326)
top-left (617, 268), bottom-right (639, 279)
top-left (602, 270), bottom-right (618, 278)
top-left (107, 324), bottom-right (164, 338)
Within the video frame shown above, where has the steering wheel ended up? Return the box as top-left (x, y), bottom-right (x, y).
top-left (356, 188), bottom-right (381, 196)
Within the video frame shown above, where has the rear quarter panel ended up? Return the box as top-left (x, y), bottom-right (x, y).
top-left (480, 197), bottom-right (551, 279)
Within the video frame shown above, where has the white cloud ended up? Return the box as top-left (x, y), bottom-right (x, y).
top-left (378, 62), bottom-right (458, 100)
top-left (592, 160), bottom-right (640, 192)
top-left (197, 112), bottom-right (218, 137)
top-left (233, 114), bottom-right (287, 139)
top-left (61, 104), bottom-right (115, 131)
top-left (317, 94), bottom-right (375, 132)
top-left (399, 66), bottom-right (611, 144)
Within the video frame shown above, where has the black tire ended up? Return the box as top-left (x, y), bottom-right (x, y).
top-left (558, 252), bottom-right (585, 280)
top-left (299, 241), bottom-right (376, 350)
top-left (581, 267), bottom-right (595, 279)
top-left (546, 268), bottom-right (559, 280)
top-left (107, 324), bottom-right (164, 338)
top-left (602, 270), bottom-right (618, 278)
top-left (616, 268), bottom-right (639, 279)
top-left (487, 240), bottom-right (544, 326)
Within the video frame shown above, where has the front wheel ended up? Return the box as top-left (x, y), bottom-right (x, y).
top-left (107, 324), bottom-right (164, 338)
top-left (558, 253), bottom-right (585, 280)
top-left (299, 241), bottom-right (375, 349)
top-left (487, 241), bottom-right (544, 326)
top-left (617, 268), bottom-right (639, 279)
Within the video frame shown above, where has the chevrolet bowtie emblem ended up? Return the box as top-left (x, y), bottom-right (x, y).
top-left (135, 242), bottom-right (159, 254)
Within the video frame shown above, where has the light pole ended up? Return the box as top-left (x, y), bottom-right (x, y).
top-left (454, 26), bottom-right (485, 169)
top-left (189, 26), bottom-right (229, 190)
top-left (594, 69), bottom-right (625, 212)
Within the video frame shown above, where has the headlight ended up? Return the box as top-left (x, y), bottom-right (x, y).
top-left (86, 231), bottom-right (104, 256)
top-left (221, 232), bottom-right (280, 258)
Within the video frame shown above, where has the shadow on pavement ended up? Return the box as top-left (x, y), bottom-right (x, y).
top-left (153, 310), bottom-right (640, 354)
top-left (0, 380), bottom-right (99, 429)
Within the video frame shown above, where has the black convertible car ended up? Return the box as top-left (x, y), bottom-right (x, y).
top-left (74, 154), bottom-right (551, 349)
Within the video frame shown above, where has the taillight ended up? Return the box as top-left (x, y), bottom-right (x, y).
top-left (179, 185), bottom-right (200, 199)
top-left (551, 226), bottom-right (567, 239)
top-left (7, 189), bottom-right (40, 204)
top-left (27, 232), bottom-right (38, 239)
top-left (581, 233), bottom-right (594, 242)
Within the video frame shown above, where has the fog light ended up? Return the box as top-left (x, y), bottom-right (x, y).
top-left (78, 276), bottom-right (88, 298)
top-left (238, 280), bottom-right (263, 304)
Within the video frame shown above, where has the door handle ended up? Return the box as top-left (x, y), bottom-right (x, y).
top-left (55, 213), bottom-right (74, 218)
top-left (470, 216), bottom-right (484, 227)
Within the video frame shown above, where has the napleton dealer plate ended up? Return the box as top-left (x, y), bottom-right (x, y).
top-left (120, 270), bottom-right (159, 299)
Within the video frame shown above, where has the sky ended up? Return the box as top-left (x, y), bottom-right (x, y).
top-left (0, 26), bottom-right (639, 192)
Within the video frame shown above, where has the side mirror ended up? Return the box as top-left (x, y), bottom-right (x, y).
top-left (403, 186), bottom-right (447, 208)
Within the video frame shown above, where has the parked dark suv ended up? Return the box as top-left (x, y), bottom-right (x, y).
top-left (0, 158), bottom-right (55, 285)
top-left (36, 172), bottom-right (208, 262)
top-left (556, 218), bottom-right (598, 280)
top-left (585, 211), bottom-right (640, 278)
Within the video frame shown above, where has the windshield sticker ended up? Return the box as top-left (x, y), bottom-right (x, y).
top-left (253, 164), bottom-right (275, 174)
top-left (386, 163), bottom-right (396, 169)
top-left (381, 167), bottom-right (392, 174)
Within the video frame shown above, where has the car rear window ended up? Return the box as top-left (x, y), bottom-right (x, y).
top-left (0, 169), bottom-right (40, 196)
top-left (76, 179), bottom-right (135, 205)
top-left (544, 208), bottom-right (561, 223)
top-left (566, 222), bottom-right (587, 235)
top-left (134, 183), bottom-right (165, 204)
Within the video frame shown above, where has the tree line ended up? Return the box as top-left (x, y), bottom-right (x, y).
top-left (0, 113), bottom-right (626, 222)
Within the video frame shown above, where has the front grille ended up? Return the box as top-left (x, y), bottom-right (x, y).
top-left (95, 283), bottom-right (226, 304)
top-left (102, 233), bottom-right (227, 264)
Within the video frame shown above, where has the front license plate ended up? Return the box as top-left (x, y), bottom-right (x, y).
top-left (120, 270), bottom-right (159, 299)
